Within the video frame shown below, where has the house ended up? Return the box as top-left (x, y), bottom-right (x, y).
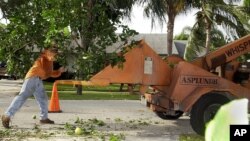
top-left (106, 33), bottom-right (187, 57)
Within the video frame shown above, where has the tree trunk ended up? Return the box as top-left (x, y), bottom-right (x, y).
top-left (166, 13), bottom-right (175, 56)
top-left (76, 69), bottom-right (84, 95)
top-left (76, 0), bottom-right (95, 95)
top-left (76, 85), bottom-right (83, 95)
top-left (205, 17), bottom-right (212, 54)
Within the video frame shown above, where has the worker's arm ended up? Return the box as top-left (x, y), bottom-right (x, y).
top-left (50, 67), bottom-right (65, 78)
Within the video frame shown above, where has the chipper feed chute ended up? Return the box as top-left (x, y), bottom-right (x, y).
top-left (54, 40), bottom-right (181, 89)
top-left (90, 40), bottom-right (172, 86)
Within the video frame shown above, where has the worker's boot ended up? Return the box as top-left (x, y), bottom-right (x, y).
top-left (40, 118), bottom-right (54, 124)
top-left (1, 115), bottom-right (11, 128)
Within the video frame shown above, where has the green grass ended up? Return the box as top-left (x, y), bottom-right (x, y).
top-left (179, 134), bottom-right (204, 141)
top-left (47, 91), bottom-right (140, 100)
top-left (44, 82), bottom-right (140, 100)
top-left (44, 82), bottom-right (139, 92)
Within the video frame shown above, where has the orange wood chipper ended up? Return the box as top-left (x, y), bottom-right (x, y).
top-left (53, 34), bottom-right (250, 135)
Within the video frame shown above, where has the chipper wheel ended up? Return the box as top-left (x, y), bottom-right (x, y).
top-left (190, 93), bottom-right (230, 135)
top-left (155, 111), bottom-right (183, 120)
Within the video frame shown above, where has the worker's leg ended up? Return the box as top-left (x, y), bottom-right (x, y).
top-left (33, 78), bottom-right (48, 120)
top-left (5, 77), bottom-right (35, 117)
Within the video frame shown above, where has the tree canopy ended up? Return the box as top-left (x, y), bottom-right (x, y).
top-left (0, 0), bottom-right (138, 79)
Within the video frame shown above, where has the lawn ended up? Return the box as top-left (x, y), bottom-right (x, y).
top-left (44, 82), bottom-right (140, 100)
top-left (179, 134), bottom-right (205, 141)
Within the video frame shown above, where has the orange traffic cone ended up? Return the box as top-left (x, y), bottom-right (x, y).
top-left (48, 83), bottom-right (62, 113)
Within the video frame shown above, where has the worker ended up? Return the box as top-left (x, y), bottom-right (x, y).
top-left (1, 45), bottom-right (65, 128)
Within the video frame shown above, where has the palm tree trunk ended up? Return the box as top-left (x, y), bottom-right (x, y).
top-left (167, 13), bottom-right (175, 56)
top-left (205, 17), bottom-right (212, 54)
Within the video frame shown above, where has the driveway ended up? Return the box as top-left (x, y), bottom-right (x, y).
top-left (0, 80), bottom-right (195, 141)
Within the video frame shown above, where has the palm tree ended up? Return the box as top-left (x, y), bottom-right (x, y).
top-left (184, 23), bottom-right (226, 61)
top-left (189, 0), bottom-right (247, 55)
top-left (138, 0), bottom-right (192, 55)
top-left (174, 26), bottom-right (192, 40)
top-left (234, 0), bottom-right (250, 33)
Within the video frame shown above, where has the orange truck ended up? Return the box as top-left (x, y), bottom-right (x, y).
top-left (55, 34), bottom-right (250, 135)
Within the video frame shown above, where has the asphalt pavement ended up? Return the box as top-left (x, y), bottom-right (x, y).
top-left (0, 79), bottom-right (195, 141)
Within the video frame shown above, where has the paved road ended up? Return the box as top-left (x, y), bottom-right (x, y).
top-left (0, 80), bottom-right (195, 141)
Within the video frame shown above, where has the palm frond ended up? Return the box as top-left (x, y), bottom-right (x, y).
top-left (114, 0), bottom-right (137, 18)
top-left (184, 18), bottom-right (226, 61)
top-left (142, 0), bottom-right (167, 28)
top-left (216, 5), bottom-right (247, 39)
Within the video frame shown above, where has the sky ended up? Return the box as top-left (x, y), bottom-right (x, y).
top-left (117, 5), bottom-right (197, 35)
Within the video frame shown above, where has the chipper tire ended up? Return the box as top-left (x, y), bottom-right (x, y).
top-left (190, 94), bottom-right (230, 135)
top-left (155, 111), bottom-right (183, 120)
